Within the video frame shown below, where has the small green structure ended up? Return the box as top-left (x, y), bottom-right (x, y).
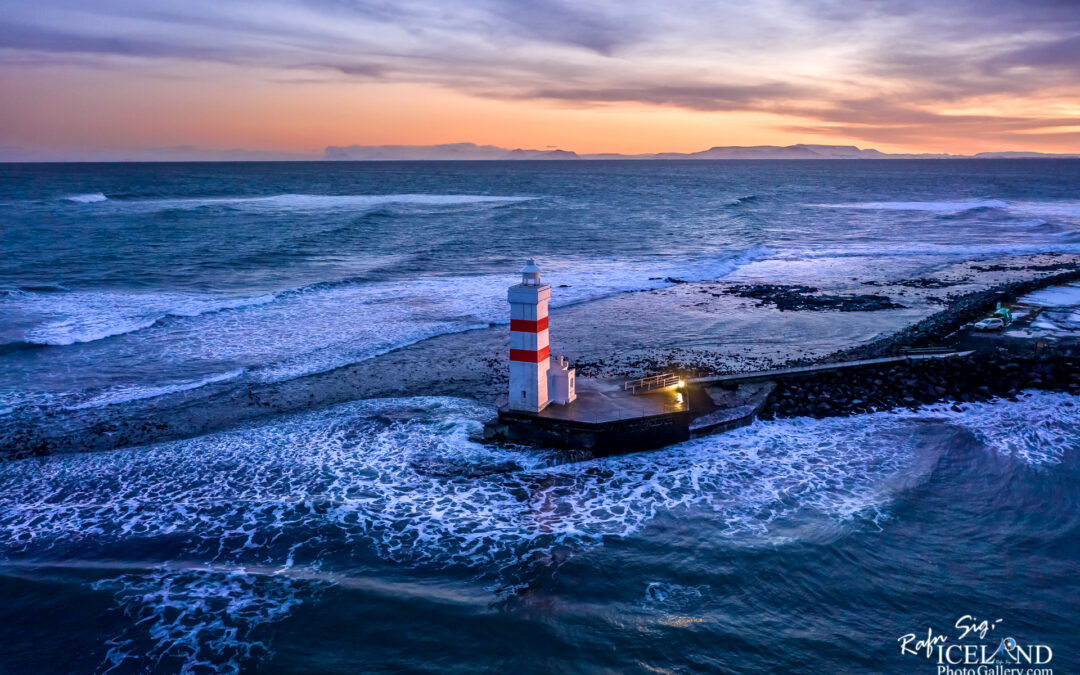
top-left (993, 302), bottom-right (1013, 325)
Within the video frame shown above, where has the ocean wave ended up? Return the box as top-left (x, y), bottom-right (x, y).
top-left (0, 393), bottom-right (1073, 669)
top-left (246, 248), bottom-right (771, 383)
top-left (116, 193), bottom-right (536, 213)
top-left (26, 315), bottom-right (161, 346)
top-left (0, 340), bottom-right (52, 356)
top-left (0, 250), bottom-right (767, 416)
top-left (817, 199), bottom-right (1008, 212)
top-left (892, 390), bottom-right (1077, 466)
top-left (816, 198), bottom-right (1080, 221)
top-left (772, 241), bottom-right (1080, 261)
top-left (7, 283), bottom-right (70, 294)
top-left (5, 249), bottom-right (768, 388)
top-left (61, 192), bottom-right (108, 204)
top-left (10, 291), bottom-right (278, 346)
top-left (723, 195), bottom-right (757, 207)
top-left (66, 369), bottom-right (245, 410)
top-left (1007, 201), bottom-right (1080, 219)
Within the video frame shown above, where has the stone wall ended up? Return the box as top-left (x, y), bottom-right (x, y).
top-left (760, 346), bottom-right (1079, 420)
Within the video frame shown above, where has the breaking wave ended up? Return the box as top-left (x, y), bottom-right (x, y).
top-left (817, 199), bottom-right (1008, 212)
top-left (12, 292), bottom-right (278, 346)
top-left (816, 198), bottom-right (1080, 223)
top-left (110, 193), bottom-right (535, 213)
top-left (2, 249), bottom-right (769, 408)
top-left (61, 192), bottom-right (108, 204)
top-left (723, 195), bottom-right (757, 207)
top-left (66, 369), bottom-right (245, 410)
top-left (891, 390), bottom-right (1078, 466)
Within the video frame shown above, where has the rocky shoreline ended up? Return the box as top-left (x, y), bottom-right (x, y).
top-left (724, 283), bottom-right (906, 312)
top-left (733, 265), bottom-right (1080, 421)
top-left (823, 267), bottom-right (1080, 363)
top-left (707, 261), bottom-right (1080, 421)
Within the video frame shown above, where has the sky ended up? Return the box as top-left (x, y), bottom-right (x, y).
top-left (1, 0), bottom-right (1080, 159)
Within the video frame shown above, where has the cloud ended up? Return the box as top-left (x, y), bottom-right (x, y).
top-left (303, 61), bottom-right (386, 78)
top-left (781, 122), bottom-right (1080, 149)
top-left (0, 22), bottom-right (227, 60)
top-left (1, 0), bottom-right (1079, 149)
top-left (517, 82), bottom-right (809, 111)
top-left (482, 0), bottom-right (641, 55)
top-left (988, 35), bottom-right (1080, 73)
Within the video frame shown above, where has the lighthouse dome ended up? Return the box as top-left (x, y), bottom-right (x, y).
top-left (521, 259), bottom-right (541, 286)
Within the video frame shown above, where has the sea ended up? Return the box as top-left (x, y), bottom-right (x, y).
top-left (1, 160), bottom-right (1079, 673)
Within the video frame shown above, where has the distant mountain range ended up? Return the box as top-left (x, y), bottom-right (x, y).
top-left (325, 142), bottom-right (1080, 161)
top-left (3, 142), bottom-right (1078, 163)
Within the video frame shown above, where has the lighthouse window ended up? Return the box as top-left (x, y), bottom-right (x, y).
top-left (521, 391), bottom-right (526, 401)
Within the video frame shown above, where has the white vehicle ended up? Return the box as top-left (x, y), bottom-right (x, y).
top-left (973, 317), bottom-right (1006, 331)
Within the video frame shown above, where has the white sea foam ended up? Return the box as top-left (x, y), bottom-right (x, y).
top-left (0, 393), bottom-right (1074, 670)
top-left (121, 193), bottom-right (534, 213)
top-left (770, 241), bottom-right (1080, 263)
top-left (0, 390), bottom-right (55, 417)
top-left (67, 369), bottom-right (245, 410)
top-left (93, 568), bottom-right (310, 674)
top-left (722, 195), bottom-right (757, 207)
top-left (62, 192), bottom-right (108, 204)
top-left (0, 395), bottom-right (919, 580)
top-left (248, 250), bottom-right (767, 382)
top-left (891, 391), bottom-right (1078, 466)
top-left (817, 198), bottom-right (1080, 221)
top-left (11, 291), bottom-right (277, 346)
top-left (0, 250), bottom-right (766, 416)
top-left (5, 249), bottom-right (767, 398)
top-left (1007, 201), bottom-right (1080, 219)
top-left (643, 582), bottom-right (708, 609)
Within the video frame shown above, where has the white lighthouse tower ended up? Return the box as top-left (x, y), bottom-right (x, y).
top-left (508, 260), bottom-right (551, 412)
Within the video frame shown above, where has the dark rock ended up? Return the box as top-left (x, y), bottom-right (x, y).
top-left (724, 284), bottom-right (906, 312)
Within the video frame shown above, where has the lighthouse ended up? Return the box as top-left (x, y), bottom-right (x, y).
top-left (490, 260), bottom-right (688, 454)
top-left (508, 259), bottom-right (552, 412)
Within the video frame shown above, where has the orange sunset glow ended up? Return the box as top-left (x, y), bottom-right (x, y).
top-left (2, 0), bottom-right (1079, 160)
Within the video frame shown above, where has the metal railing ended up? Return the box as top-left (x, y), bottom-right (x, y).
top-left (624, 372), bottom-right (680, 395)
top-left (898, 346), bottom-right (954, 355)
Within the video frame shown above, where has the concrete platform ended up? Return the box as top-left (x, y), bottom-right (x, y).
top-left (485, 377), bottom-right (691, 455)
top-left (690, 381), bottom-right (775, 436)
top-left (533, 377), bottom-right (687, 423)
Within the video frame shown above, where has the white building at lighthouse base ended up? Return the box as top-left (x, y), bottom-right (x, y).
top-left (548, 355), bottom-right (576, 405)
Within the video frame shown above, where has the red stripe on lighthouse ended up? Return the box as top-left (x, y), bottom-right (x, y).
top-left (510, 317), bottom-right (548, 333)
top-left (510, 346), bottom-right (550, 363)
